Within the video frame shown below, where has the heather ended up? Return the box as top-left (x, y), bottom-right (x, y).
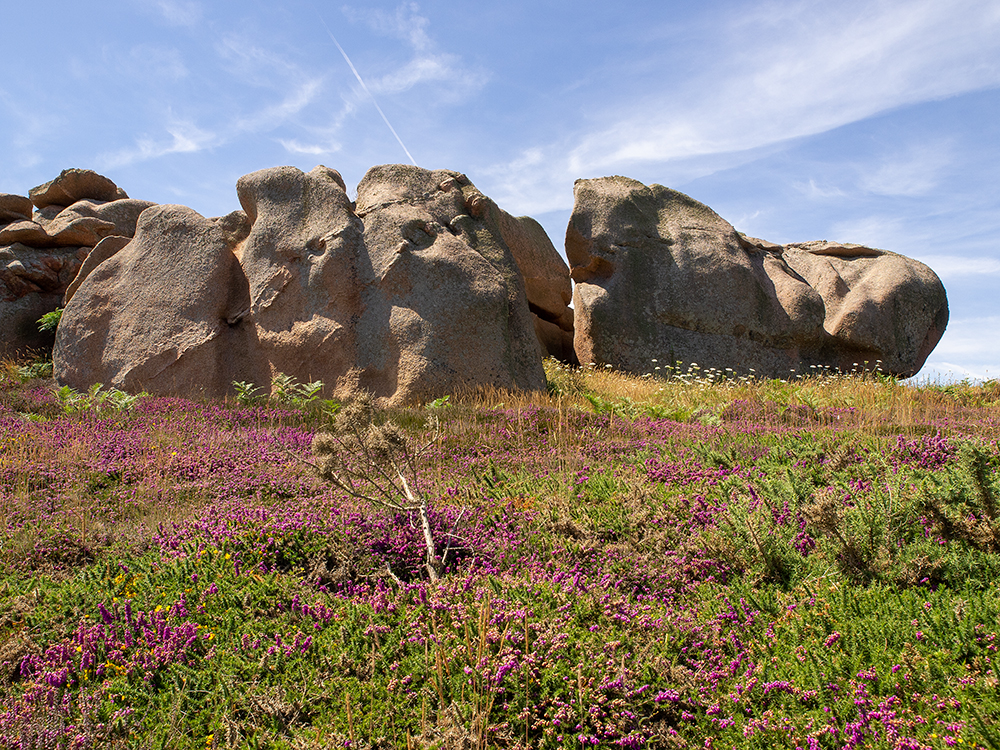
top-left (1, 360), bottom-right (1000, 749)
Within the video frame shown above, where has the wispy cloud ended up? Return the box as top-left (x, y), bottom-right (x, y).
top-left (277, 98), bottom-right (358, 158)
top-left (343, 2), bottom-right (434, 51)
top-left (795, 179), bottom-right (848, 200)
top-left (215, 35), bottom-right (304, 86)
top-left (341, 3), bottom-right (488, 100)
top-left (488, 0), bottom-right (1000, 214)
top-left (913, 255), bottom-right (1000, 278)
top-left (0, 89), bottom-right (57, 173)
top-left (147, 0), bottom-right (202, 26)
top-left (371, 55), bottom-right (485, 97)
top-left (930, 320), bottom-right (1000, 356)
top-left (828, 215), bottom-right (908, 249)
top-left (234, 78), bottom-right (325, 133)
top-left (914, 316), bottom-right (1000, 381)
top-left (858, 141), bottom-right (954, 196)
top-left (99, 119), bottom-right (217, 169)
top-left (278, 139), bottom-right (342, 156)
top-left (205, 33), bottom-right (349, 154)
top-left (913, 361), bottom-right (998, 383)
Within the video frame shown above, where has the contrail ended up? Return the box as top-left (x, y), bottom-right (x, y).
top-left (321, 18), bottom-right (417, 166)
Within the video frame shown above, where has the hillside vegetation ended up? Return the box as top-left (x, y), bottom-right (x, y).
top-left (1, 358), bottom-right (999, 749)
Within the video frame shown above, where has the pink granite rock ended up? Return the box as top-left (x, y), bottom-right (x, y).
top-left (568, 176), bottom-right (947, 378)
top-left (54, 205), bottom-right (267, 396)
top-left (29, 168), bottom-right (128, 210)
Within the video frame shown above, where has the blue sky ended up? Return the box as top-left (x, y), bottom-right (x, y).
top-left (3, 0), bottom-right (998, 381)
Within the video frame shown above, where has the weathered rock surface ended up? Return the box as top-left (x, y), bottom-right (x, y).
top-left (0, 221), bottom-right (54, 247)
top-left (0, 243), bottom-right (86, 355)
top-left (0, 170), bottom-right (149, 357)
top-left (354, 165), bottom-right (545, 401)
top-left (54, 205), bottom-right (266, 395)
top-left (236, 164), bottom-right (364, 392)
top-left (0, 194), bottom-right (33, 224)
top-left (54, 165), bottom-right (545, 403)
top-left (63, 236), bottom-right (132, 305)
top-left (777, 241), bottom-right (948, 375)
top-left (29, 168), bottom-right (128, 209)
top-left (568, 176), bottom-right (947, 378)
top-left (57, 198), bottom-right (157, 239)
top-left (499, 211), bottom-right (576, 362)
top-left (39, 165), bottom-right (950, 397)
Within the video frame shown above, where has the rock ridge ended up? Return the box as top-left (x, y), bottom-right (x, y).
top-left (0, 165), bottom-right (949, 399)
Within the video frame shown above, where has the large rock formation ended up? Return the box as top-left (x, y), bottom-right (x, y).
top-left (353, 165), bottom-right (546, 401)
top-left (236, 165), bottom-right (361, 391)
top-left (55, 165), bottom-right (546, 403)
top-left (0, 169), bottom-right (154, 357)
top-left (568, 176), bottom-right (947, 378)
top-left (15, 165), bottom-right (949, 397)
top-left (54, 205), bottom-right (266, 396)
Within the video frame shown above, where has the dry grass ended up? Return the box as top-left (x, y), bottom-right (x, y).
top-left (416, 358), bottom-right (1000, 443)
top-left (5, 352), bottom-right (1000, 435)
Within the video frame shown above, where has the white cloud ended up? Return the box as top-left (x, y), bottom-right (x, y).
top-left (0, 89), bottom-right (56, 172)
top-left (279, 139), bottom-right (342, 156)
top-left (642, 0), bottom-right (997, 159)
top-left (858, 141), bottom-right (954, 196)
top-left (924, 317), bottom-right (1000, 359)
top-left (99, 119), bottom-right (217, 169)
top-left (342, 3), bottom-right (433, 51)
top-left (211, 34), bottom-right (350, 147)
top-left (215, 36), bottom-right (302, 86)
top-left (487, 0), bottom-right (1000, 214)
top-left (912, 255), bottom-right (1000, 278)
top-left (795, 179), bottom-right (847, 200)
top-left (911, 316), bottom-right (1000, 382)
top-left (731, 210), bottom-right (763, 230)
top-left (147, 0), bottom-right (202, 26)
top-left (828, 215), bottom-right (908, 249)
top-left (341, 2), bottom-right (488, 100)
top-left (910, 361), bottom-right (998, 383)
top-left (235, 79), bottom-right (325, 133)
top-left (370, 54), bottom-right (486, 98)
top-left (932, 318), bottom-right (1000, 356)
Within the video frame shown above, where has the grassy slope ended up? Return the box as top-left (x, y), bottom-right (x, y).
top-left (1, 359), bottom-right (999, 749)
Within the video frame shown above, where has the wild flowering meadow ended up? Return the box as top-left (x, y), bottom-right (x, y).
top-left (1, 358), bottom-right (999, 749)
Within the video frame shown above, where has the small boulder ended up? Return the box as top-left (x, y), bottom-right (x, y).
top-left (0, 221), bottom-right (55, 247)
top-left (0, 194), bottom-right (33, 224)
top-left (67, 198), bottom-right (157, 238)
top-left (45, 211), bottom-right (118, 248)
top-left (29, 168), bottom-right (128, 210)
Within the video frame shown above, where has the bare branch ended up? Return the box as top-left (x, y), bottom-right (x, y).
top-left (288, 395), bottom-right (458, 582)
